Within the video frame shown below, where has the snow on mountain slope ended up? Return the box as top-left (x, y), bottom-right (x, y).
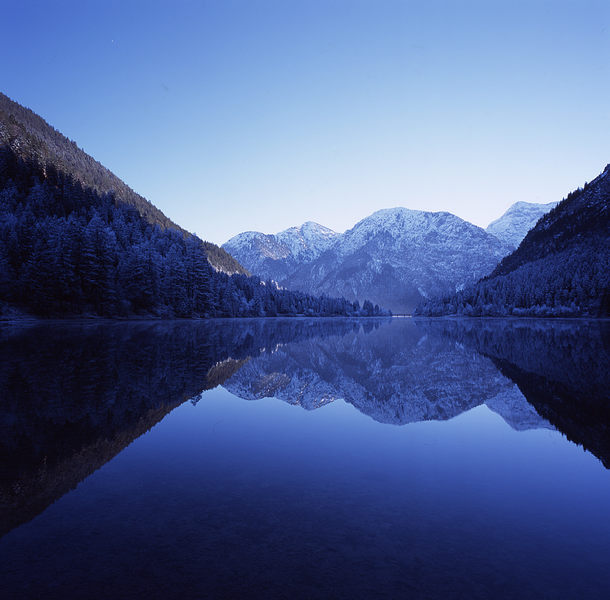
top-left (276, 221), bottom-right (339, 260)
top-left (419, 164), bottom-right (610, 317)
top-left (285, 208), bottom-right (512, 313)
top-left (222, 222), bottom-right (339, 282)
top-left (486, 201), bottom-right (558, 248)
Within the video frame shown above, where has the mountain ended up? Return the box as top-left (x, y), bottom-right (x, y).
top-left (418, 164), bottom-right (610, 317)
top-left (223, 221), bottom-right (339, 282)
top-left (486, 200), bottom-right (559, 248)
top-left (286, 209), bottom-right (512, 314)
top-left (0, 92), bottom-right (371, 318)
top-left (0, 92), bottom-right (244, 275)
top-left (224, 208), bottom-right (512, 313)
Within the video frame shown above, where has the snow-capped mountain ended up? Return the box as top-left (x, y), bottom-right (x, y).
top-left (486, 201), bottom-right (558, 248)
top-left (223, 221), bottom-right (339, 282)
top-left (224, 208), bottom-right (512, 313)
top-left (285, 208), bottom-right (511, 313)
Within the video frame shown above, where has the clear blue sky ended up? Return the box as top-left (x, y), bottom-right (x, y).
top-left (2, 0), bottom-right (609, 244)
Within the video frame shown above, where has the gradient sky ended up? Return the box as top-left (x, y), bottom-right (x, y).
top-left (2, 0), bottom-right (609, 244)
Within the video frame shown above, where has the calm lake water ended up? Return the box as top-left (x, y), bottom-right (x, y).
top-left (1, 317), bottom-right (609, 599)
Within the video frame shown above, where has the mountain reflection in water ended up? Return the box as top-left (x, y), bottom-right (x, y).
top-left (0, 318), bottom-right (367, 537)
top-left (0, 317), bottom-right (609, 599)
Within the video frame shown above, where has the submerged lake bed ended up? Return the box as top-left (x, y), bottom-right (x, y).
top-left (1, 317), bottom-right (609, 599)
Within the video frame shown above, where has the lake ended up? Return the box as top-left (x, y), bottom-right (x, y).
top-left (1, 317), bottom-right (609, 599)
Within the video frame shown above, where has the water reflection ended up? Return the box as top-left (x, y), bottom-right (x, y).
top-left (422, 318), bottom-right (610, 466)
top-left (0, 318), bottom-right (371, 537)
top-left (222, 319), bottom-right (552, 431)
top-left (0, 317), bottom-right (608, 541)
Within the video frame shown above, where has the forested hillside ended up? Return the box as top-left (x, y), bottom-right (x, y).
top-left (0, 94), bottom-right (384, 318)
top-left (417, 165), bottom-right (610, 317)
top-left (0, 92), bottom-right (245, 275)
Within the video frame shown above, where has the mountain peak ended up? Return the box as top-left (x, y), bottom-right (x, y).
top-left (486, 200), bottom-right (559, 248)
top-left (223, 220), bottom-right (340, 281)
top-left (361, 207), bottom-right (467, 226)
top-left (302, 220), bottom-right (332, 230)
top-left (364, 206), bottom-right (423, 221)
top-left (280, 221), bottom-right (338, 237)
top-left (346, 207), bottom-right (486, 249)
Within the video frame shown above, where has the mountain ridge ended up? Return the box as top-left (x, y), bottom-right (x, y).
top-left (225, 207), bottom-right (512, 313)
top-left (224, 220), bottom-right (339, 282)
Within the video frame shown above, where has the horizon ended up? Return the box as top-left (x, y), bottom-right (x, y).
top-left (2, 1), bottom-right (610, 245)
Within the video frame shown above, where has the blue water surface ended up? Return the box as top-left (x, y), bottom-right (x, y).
top-left (1, 318), bottom-right (609, 599)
